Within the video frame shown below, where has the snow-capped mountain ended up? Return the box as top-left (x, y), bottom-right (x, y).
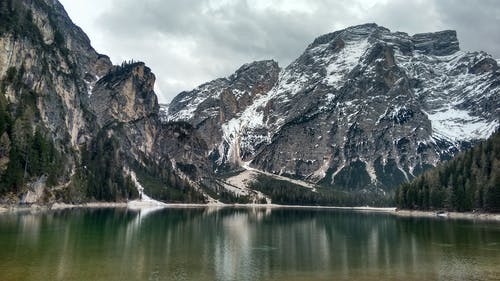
top-left (1, 0), bottom-right (497, 206)
top-left (167, 23), bottom-right (499, 192)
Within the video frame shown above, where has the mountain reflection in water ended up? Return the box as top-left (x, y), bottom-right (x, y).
top-left (0, 207), bottom-right (499, 281)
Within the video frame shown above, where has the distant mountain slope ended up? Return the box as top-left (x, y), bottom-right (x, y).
top-left (168, 23), bottom-right (499, 194)
top-left (396, 131), bottom-right (500, 212)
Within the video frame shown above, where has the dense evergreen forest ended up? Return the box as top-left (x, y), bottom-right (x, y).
top-left (249, 174), bottom-right (393, 207)
top-left (396, 131), bottom-right (500, 212)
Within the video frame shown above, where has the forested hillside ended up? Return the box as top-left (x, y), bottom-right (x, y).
top-left (396, 131), bottom-right (500, 212)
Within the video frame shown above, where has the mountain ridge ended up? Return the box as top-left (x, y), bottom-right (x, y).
top-left (0, 1), bottom-right (498, 205)
top-left (167, 23), bottom-right (499, 195)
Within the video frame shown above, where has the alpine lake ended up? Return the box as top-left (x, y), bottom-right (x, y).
top-left (0, 207), bottom-right (499, 281)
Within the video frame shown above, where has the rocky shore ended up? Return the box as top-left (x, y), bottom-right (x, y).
top-left (394, 209), bottom-right (500, 221)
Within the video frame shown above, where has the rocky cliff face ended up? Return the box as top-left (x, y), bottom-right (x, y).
top-left (0, 0), bottom-right (114, 199)
top-left (0, 0), bottom-right (112, 149)
top-left (91, 62), bottom-right (159, 127)
top-left (168, 23), bottom-right (499, 194)
top-left (0, 0), bottom-right (213, 204)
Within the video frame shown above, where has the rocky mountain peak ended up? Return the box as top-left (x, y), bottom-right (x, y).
top-left (310, 23), bottom-right (386, 47)
top-left (167, 59), bottom-right (280, 123)
top-left (0, 0), bottom-right (234, 205)
top-left (411, 30), bottom-right (459, 56)
top-left (307, 25), bottom-right (461, 66)
top-left (231, 60), bottom-right (279, 79)
top-left (225, 59), bottom-right (280, 100)
top-left (167, 23), bottom-right (499, 193)
top-left (90, 62), bottom-right (159, 126)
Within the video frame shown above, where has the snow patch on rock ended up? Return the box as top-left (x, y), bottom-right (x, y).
top-left (323, 39), bottom-right (369, 88)
top-left (167, 85), bottom-right (224, 122)
top-left (424, 108), bottom-right (498, 142)
top-left (395, 48), bottom-right (499, 143)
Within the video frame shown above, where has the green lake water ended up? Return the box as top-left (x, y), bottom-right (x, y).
top-left (0, 207), bottom-right (499, 281)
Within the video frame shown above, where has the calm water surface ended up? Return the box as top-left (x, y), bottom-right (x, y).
top-left (0, 207), bottom-right (499, 281)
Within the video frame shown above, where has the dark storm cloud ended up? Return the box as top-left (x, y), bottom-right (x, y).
top-left (79, 0), bottom-right (500, 102)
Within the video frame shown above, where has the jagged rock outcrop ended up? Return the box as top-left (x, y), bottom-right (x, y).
top-left (411, 30), bottom-right (459, 56)
top-left (168, 23), bottom-right (499, 193)
top-left (167, 60), bottom-right (280, 169)
top-left (89, 62), bottom-right (213, 190)
top-left (91, 62), bottom-right (159, 126)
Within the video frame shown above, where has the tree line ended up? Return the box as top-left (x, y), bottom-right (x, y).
top-left (249, 174), bottom-right (393, 207)
top-left (396, 131), bottom-right (500, 212)
top-left (129, 157), bottom-right (206, 204)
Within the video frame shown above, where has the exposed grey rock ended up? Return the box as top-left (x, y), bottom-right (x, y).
top-left (167, 60), bottom-right (280, 170)
top-left (90, 62), bottom-right (159, 127)
top-left (411, 30), bottom-right (459, 56)
top-left (0, 0), bottom-right (212, 203)
top-left (168, 23), bottom-right (499, 193)
top-left (1, 0), bottom-right (498, 203)
top-left (21, 176), bottom-right (47, 204)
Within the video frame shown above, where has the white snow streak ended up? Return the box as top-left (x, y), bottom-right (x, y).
top-left (128, 170), bottom-right (167, 208)
top-left (424, 108), bottom-right (499, 142)
top-left (323, 39), bottom-right (369, 87)
top-left (395, 49), bottom-right (499, 142)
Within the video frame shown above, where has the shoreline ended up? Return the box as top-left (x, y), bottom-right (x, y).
top-left (0, 202), bottom-right (396, 212)
top-left (393, 209), bottom-right (500, 221)
top-left (1, 202), bottom-right (499, 221)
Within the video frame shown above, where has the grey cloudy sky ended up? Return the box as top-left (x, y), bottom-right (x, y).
top-left (59, 0), bottom-right (500, 103)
